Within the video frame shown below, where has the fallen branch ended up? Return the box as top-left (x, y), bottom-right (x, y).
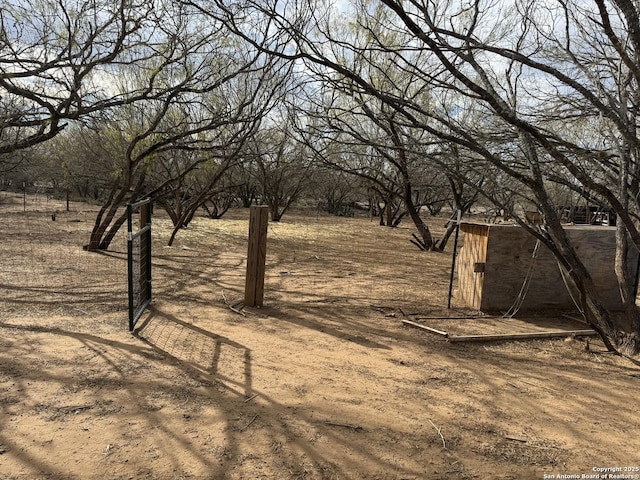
top-left (58, 405), bottom-right (93, 414)
top-left (244, 394), bottom-right (258, 403)
top-left (240, 414), bottom-right (259, 432)
top-left (371, 304), bottom-right (394, 311)
top-left (324, 421), bottom-right (364, 431)
top-left (228, 304), bottom-right (246, 316)
top-left (222, 291), bottom-right (246, 317)
top-left (429, 419), bottom-right (446, 449)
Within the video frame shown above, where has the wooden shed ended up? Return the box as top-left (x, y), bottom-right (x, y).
top-left (455, 223), bottom-right (639, 312)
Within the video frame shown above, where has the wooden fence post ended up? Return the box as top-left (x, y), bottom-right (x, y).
top-left (139, 202), bottom-right (150, 228)
top-left (244, 205), bottom-right (269, 307)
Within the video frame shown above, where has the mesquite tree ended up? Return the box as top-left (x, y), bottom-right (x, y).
top-left (250, 121), bottom-right (314, 222)
top-left (83, 2), bottom-right (288, 250)
top-left (0, 0), bottom-right (169, 156)
top-left (202, 0), bottom-right (640, 355)
top-left (302, 97), bottom-right (437, 247)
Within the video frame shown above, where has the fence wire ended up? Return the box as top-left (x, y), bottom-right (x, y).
top-left (0, 192), bottom-right (128, 324)
top-left (127, 198), bottom-right (152, 331)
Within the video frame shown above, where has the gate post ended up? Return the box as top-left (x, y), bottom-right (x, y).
top-left (127, 198), bottom-right (152, 331)
top-left (139, 201), bottom-right (152, 310)
top-left (139, 202), bottom-right (150, 228)
top-left (244, 205), bottom-right (269, 307)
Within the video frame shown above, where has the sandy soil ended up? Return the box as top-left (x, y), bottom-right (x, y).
top-left (1, 192), bottom-right (639, 480)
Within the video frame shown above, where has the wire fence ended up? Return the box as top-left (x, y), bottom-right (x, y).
top-left (1, 190), bottom-right (456, 331)
top-left (0, 191), bottom-right (128, 324)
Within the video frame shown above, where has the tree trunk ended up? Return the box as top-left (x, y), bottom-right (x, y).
top-left (614, 221), bottom-right (640, 356)
top-left (87, 191), bottom-right (126, 251)
top-left (612, 143), bottom-right (640, 356)
top-left (167, 202), bottom-right (200, 246)
top-left (87, 182), bottom-right (143, 251)
top-left (404, 181), bottom-right (433, 249)
top-left (167, 209), bottom-right (190, 246)
top-left (539, 201), bottom-right (620, 352)
top-left (522, 132), bottom-right (622, 352)
top-left (158, 197), bottom-right (179, 227)
top-left (88, 203), bottom-right (120, 251)
top-left (168, 224), bottom-right (181, 247)
top-left (435, 220), bottom-right (457, 252)
top-left (98, 211), bottom-right (128, 250)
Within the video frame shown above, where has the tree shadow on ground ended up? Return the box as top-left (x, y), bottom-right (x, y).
top-left (0, 312), bottom-right (431, 479)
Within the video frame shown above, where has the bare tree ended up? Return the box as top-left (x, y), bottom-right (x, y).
top-left (203, 0), bottom-right (640, 355)
top-left (250, 121), bottom-right (313, 222)
top-left (82, 4), bottom-right (289, 250)
top-left (298, 85), bottom-right (447, 249)
top-left (310, 167), bottom-right (360, 216)
top-left (0, 0), bottom-right (171, 156)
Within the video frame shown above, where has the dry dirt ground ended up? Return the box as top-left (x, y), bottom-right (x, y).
top-left (1, 192), bottom-right (639, 480)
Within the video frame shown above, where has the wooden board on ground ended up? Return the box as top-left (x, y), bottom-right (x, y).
top-left (403, 315), bottom-right (597, 342)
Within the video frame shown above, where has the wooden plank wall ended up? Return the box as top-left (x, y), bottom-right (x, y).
top-left (456, 224), bottom-right (489, 310)
top-left (456, 223), bottom-right (639, 312)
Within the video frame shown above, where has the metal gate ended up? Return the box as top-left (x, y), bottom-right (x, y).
top-left (127, 198), bottom-right (152, 331)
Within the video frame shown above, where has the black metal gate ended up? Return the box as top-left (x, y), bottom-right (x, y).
top-left (127, 198), bottom-right (152, 331)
